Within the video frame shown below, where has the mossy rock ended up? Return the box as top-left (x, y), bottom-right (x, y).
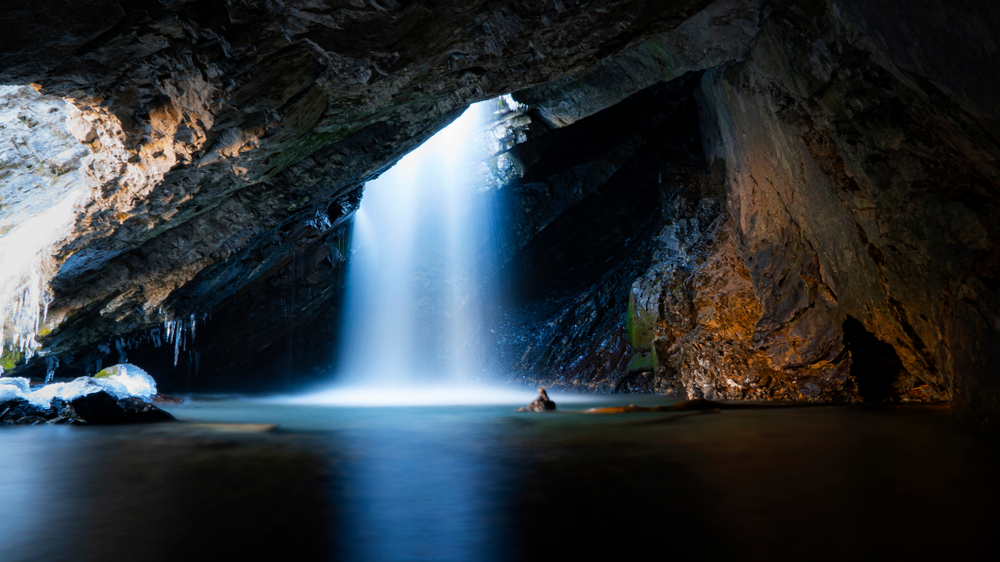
top-left (626, 292), bottom-right (655, 352)
top-left (627, 351), bottom-right (655, 372)
top-left (94, 365), bottom-right (124, 379)
top-left (1, 348), bottom-right (24, 371)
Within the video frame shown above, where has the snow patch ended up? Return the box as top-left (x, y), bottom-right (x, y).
top-left (0, 364), bottom-right (158, 409)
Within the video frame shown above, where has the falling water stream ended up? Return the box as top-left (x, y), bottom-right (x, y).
top-left (286, 99), bottom-right (536, 406)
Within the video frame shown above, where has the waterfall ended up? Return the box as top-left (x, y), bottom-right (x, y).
top-left (286, 98), bottom-right (533, 406)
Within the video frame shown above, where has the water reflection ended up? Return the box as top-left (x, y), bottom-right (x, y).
top-left (0, 427), bottom-right (80, 561)
top-left (1, 401), bottom-right (998, 561)
top-left (335, 410), bottom-right (503, 561)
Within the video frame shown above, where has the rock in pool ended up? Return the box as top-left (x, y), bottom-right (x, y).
top-left (0, 364), bottom-right (175, 425)
top-left (520, 387), bottom-right (557, 412)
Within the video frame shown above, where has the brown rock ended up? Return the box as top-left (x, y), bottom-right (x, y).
top-left (523, 387), bottom-right (556, 413)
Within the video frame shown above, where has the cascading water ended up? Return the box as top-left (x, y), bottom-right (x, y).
top-left (287, 97), bottom-right (534, 406)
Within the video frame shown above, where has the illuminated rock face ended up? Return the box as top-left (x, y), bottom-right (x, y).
top-left (694, 2), bottom-right (1000, 415)
top-left (484, 1), bottom-right (1000, 428)
top-left (0, 86), bottom-right (101, 367)
top-left (1, 1), bottom-right (999, 430)
top-left (0, 0), bottom-right (716, 376)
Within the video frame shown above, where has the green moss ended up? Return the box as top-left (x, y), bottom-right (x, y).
top-left (1, 347), bottom-right (24, 371)
top-left (627, 352), bottom-right (655, 372)
top-left (626, 292), bottom-right (655, 352)
top-left (286, 195), bottom-right (310, 212)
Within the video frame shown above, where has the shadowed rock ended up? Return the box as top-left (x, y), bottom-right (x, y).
top-left (520, 387), bottom-right (557, 413)
top-left (70, 391), bottom-right (175, 425)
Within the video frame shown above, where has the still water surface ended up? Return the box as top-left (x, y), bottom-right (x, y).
top-left (1, 396), bottom-right (997, 561)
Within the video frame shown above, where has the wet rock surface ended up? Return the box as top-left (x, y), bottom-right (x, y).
top-left (520, 387), bottom-right (557, 412)
top-left (1, 0), bottom-right (715, 379)
top-left (70, 391), bottom-right (176, 425)
top-left (1, 392), bottom-right (174, 425)
top-left (487, 74), bottom-right (709, 393)
top-left (696, 1), bottom-right (1000, 412)
top-left (0, 398), bottom-right (78, 425)
top-left (484, 0), bottom-right (1000, 430)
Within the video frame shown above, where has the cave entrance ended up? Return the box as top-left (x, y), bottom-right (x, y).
top-left (842, 316), bottom-right (905, 403)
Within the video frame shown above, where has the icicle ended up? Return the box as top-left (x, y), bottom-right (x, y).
top-left (116, 337), bottom-right (128, 364)
top-left (173, 321), bottom-right (183, 367)
top-left (45, 356), bottom-right (59, 383)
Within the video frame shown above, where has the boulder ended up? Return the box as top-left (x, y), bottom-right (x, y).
top-left (0, 396), bottom-right (84, 425)
top-left (69, 391), bottom-right (175, 425)
top-left (521, 387), bottom-right (557, 413)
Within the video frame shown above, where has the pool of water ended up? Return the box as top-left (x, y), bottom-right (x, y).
top-left (1, 395), bottom-right (997, 561)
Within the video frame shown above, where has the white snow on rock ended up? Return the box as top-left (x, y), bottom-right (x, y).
top-left (0, 364), bottom-right (158, 409)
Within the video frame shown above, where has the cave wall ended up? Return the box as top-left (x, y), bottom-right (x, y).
top-left (698, 0), bottom-right (1000, 414)
top-left (2, 0), bottom-right (999, 431)
top-left (1, 0), bottom-right (716, 378)
top-left (485, 75), bottom-right (710, 392)
top-left (489, 0), bottom-right (1000, 427)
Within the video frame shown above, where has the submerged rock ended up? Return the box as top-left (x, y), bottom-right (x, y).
top-left (521, 387), bottom-right (557, 413)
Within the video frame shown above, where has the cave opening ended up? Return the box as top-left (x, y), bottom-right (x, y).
top-left (3, 1), bottom-right (1000, 559)
top-left (842, 316), bottom-right (906, 403)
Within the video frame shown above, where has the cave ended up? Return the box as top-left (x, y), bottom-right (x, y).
top-left (843, 316), bottom-right (906, 403)
top-left (2, 1), bottom-right (1000, 560)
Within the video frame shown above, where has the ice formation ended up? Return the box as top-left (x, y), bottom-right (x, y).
top-left (0, 364), bottom-right (158, 409)
top-left (0, 85), bottom-right (97, 367)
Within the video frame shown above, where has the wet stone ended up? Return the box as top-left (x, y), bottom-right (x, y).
top-left (520, 387), bottom-right (556, 413)
top-left (70, 391), bottom-right (175, 425)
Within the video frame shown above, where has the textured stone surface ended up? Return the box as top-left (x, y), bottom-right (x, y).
top-left (515, 0), bottom-right (764, 127)
top-left (0, 0), bottom-right (714, 376)
top-left (490, 0), bottom-right (1000, 428)
top-left (697, 0), bottom-right (999, 410)
top-left (487, 76), bottom-right (707, 393)
top-left (2, 0), bottom-right (999, 434)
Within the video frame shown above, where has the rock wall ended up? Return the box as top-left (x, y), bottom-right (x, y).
top-left (2, 0), bottom-right (999, 432)
top-left (0, 0), bottom-right (715, 378)
top-left (491, 0), bottom-right (1000, 432)
top-left (487, 76), bottom-right (709, 392)
top-left (697, 0), bottom-right (1000, 414)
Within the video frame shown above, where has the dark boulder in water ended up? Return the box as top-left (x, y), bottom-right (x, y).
top-left (521, 387), bottom-right (557, 413)
top-left (1, 397), bottom-right (85, 425)
top-left (0, 398), bottom-right (53, 425)
top-left (70, 391), bottom-right (175, 425)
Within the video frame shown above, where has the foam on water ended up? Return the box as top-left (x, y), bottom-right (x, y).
top-left (267, 384), bottom-right (597, 408)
